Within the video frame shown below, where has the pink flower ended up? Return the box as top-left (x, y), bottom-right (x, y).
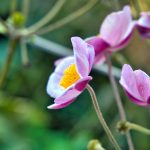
top-left (136, 12), bottom-right (150, 38)
top-left (87, 6), bottom-right (135, 63)
top-left (46, 37), bottom-right (95, 109)
top-left (120, 64), bottom-right (150, 107)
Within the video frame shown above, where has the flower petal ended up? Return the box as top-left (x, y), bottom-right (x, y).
top-left (100, 6), bottom-right (132, 46)
top-left (47, 99), bottom-right (75, 109)
top-left (125, 91), bottom-right (149, 106)
top-left (71, 37), bottom-right (94, 77)
top-left (86, 36), bottom-right (109, 64)
top-left (120, 64), bottom-right (142, 101)
top-left (108, 23), bottom-right (134, 52)
top-left (46, 57), bottom-right (74, 98)
top-left (138, 12), bottom-right (150, 28)
top-left (54, 76), bottom-right (92, 104)
top-left (134, 70), bottom-right (150, 101)
top-left (136, 12), bottom-right (150, 38)
top-left (54, 56), bottom-right (74, 75)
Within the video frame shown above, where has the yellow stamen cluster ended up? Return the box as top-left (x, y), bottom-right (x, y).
top-left (59, 64), bottom-right (80, 89)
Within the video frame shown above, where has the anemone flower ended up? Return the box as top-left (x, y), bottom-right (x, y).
top-left (120, 64), bottom-right (150, 107)
top-left (136, 12), bottom-right (150, 38)
top-left (87, 6), bottom-right (135, 64)
top-left (46, 37), bottom-right (95, 109)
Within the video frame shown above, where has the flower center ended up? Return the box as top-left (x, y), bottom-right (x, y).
top-left (59, 64), bottom-right (80, 89)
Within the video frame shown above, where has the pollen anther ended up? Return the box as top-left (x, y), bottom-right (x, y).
top-left (59, 64), bottom-right (80, 89)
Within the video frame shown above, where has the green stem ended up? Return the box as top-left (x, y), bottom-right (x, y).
top-left (118, 121), bottom-right (150, 136)
top-left (36, 0), bottom-right (98, 35)
top-left (22, 0), bottom-right (30, 24)
top-left (86, 84), bottom-right (121, 150)
top-left (22, 0), bottom-right (66, 36)
top-left (127, 122), bottom-right (150, 135)
top-left (105, 52), bottom-right (134, 150)
top-left (10, 0), bottom-right (17, 13)
top-left (0, 38), bottom-right (18, 88)
top-left (20, 38), bottom-right (30, 67)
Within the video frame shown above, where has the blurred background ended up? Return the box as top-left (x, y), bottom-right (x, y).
top-left (0, 0), bottom-right (150, 149)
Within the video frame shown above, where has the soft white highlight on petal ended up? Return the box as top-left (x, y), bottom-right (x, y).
top-left (46, 57), bottom-right (74, 98)
top-left (138, 12), bottom-right (150, 28)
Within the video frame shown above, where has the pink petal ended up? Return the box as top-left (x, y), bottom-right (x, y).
top-left (86, 36), bottom-right (109, 64)
top-left (136, 12), bottom-right (150, 38)
top-left (100, 6), bottom-right (132, 46)
top-left (47, 99), bottom-right (75, 109)
top-left (54, 76), bottom-right (92, 104)
top-left (108, 24), bottom-right (134, 52)
top-left (71, 37), bottom-right (94, 77)
top-left (120, 64), bottom-right (142, 101)
top-left (134, 70), bottom-right (150, 101)
top-left (125, 91), bottom-right (149, 107)
top-left (138, 12), bottom-right (150, 28)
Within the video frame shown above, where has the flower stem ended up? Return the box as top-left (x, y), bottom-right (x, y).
top-left (10, 0), bottom-right (17, 13)
top-left (119, 121), bottom-right (150, 135)
top-left (21, 0), bottom-right (66, 36)
top-left (20, 38), bottom-right (30, 67)
top-left (127, 122), bottom-right (150, 135)
top-left (86, 84), bottom-right (121, 150)
top-left (105, 52), bottom-right (134, 150)
top-left (36, 0), bottom-right (98, 35)
top-left (0, 38), bottom-right (18, 88)
top-left (22, 0), bottom-right (30, 24)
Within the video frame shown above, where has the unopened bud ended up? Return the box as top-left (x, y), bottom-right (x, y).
top-left (8, 11), bottom-right (25, 28)
top-left (87, 139), bottom-right (105, 150)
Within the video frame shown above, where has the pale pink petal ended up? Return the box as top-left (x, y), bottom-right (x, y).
top-left (47, 99), bottom-right (75, 109)
top-left (134, 70), bottom-right (150, 101)
top-left (120, 64), bottom-right (142, 100)
top-left (86, 36), bottom-right (109, 64)
top-left (138, 12), bottom-right (150, 28)
top-left (125, 91), bottom-right (149, 107)
top-left (136, 12), bottom-right (150, 38)
top-left (71, 37), bottom-right (94, 77)
top-left (100, 6), bottom-right (132, 46)
top-left (87, 44), bottom-right (95, 72)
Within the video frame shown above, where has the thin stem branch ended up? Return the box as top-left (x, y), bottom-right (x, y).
top-left (105, 52), bottom-right (134, 150)
top-left (22, 0), bottom-right (30, 24)
top-left (86, 84), bottom-right (121, 150)
top-left (118, 121), bottom-right (150, 135)
top-left (36, 0), bottom-right (98, 35)
top-left (10, 0), bottom-right (17, 13)
top-left (0, 38), bottom-right (18, 88)
top-left (22, 0), bottom-right (66, 36)
top-left (127, 122), bottom-right (150, 135)
top-left (20, 38), bottom-right (30, 67)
